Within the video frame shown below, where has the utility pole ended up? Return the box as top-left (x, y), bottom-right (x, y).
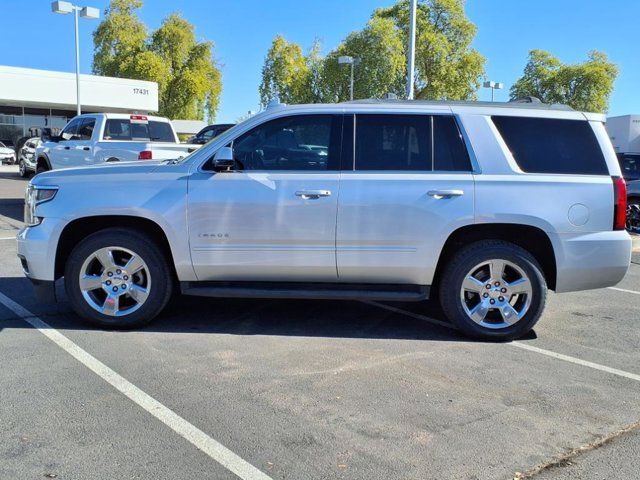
top-left (406, 0), bottom-right (417, 99)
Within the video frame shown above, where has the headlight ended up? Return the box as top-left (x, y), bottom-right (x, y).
top-left (24, 184), bottom-right (58, 226)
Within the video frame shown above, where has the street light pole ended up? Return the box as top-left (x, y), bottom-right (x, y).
top-left (338, 56), bottom-right (360, 101)
top-left (483, 80), bottom-right (504, 102)
top-left (51, 2), bottom-right (99, 116)
top-left (73, 6), bottom-right (81, 115)
top-left (406, 0), bottom-right (417, 99)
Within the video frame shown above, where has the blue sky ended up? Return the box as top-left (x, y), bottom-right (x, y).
top-left (2, 0), bottom-right (638, 122)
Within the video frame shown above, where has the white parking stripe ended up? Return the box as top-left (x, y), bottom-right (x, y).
top-left (0, 236), bottom-right (16, 240)
top-left (510, 342), bottom-right (640, 382)
top-left (364, 300), bottom-right (640, 383)
top-left (0, 292), bottom-right (272, 480)
top-left (608, 286), bottom-right (640, 295)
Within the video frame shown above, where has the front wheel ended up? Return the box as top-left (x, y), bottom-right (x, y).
top-left (64, 228), bottom-right (173, 328)
top-left (439, 240), bottom-right (547, 341)
top-left (18, 160), bottom-right (29, 178)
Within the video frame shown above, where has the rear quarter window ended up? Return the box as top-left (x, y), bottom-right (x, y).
top-left (492, 116), bottom-right (608, 175)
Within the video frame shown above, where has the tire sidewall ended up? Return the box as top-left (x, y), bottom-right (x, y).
top-left (19, 161), bottom-right (27, 177)
top-left (64, 229), bottom-right (172, 328)
top-left (440, 243), bottom-right (547, 341)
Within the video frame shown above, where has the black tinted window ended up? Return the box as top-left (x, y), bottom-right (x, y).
top-left (232, 115), bottom-right (336, 171)
top-left (77, 118), bottom-right (96, 140)
top-left (433, 116), bottom-right (472, 171)
top-left (619, 154), bottom-right (640, 181)
top-left (61, 118), bottom-right (81, 140)
top-left (492, 116), bottom-right (607, 175)
top-left (148, 121), bottom-right (175, 142)
top-left (104, 119), bottom-right (131, 140)
top-left (103, 119), bottom-right (175, 142)
top-left (355, 114), bottom-right (431, 170)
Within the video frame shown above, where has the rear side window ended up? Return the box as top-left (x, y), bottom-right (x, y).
top-left (353, 114), bottom-right (472, 171)
top-left (433, 116), bottom-right (472, 171)
top-left (492, 116), bottom-right (608, 175)
top-left (103, 119), bottom-right (176, 142)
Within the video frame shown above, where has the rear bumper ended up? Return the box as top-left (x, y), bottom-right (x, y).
top-left (553, 230), bottom-right (632, 293)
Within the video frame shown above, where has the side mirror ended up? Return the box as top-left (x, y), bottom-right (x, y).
top-left (212, 146), bottom-right (235, 171)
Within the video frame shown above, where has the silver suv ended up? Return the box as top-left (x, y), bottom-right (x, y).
top-left (17, 100), bottom-right (632, 340)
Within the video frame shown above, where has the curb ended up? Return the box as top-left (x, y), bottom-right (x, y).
top-left (632, 234), bottom-right (640, 253)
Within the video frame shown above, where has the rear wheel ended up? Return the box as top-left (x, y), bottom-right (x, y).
top-left (18, 160), bottom-right (29, 178)
top-left (64, 228), bottom-right (173, 328)
top-left (627, 197), bottom-right (640, 234)
top-left (439, 240), bottom-right (547, 341)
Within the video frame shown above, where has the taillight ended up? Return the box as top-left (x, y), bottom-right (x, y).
top-left (613, 176), bottom-right (627, 230)
top-left (138, 150), bottom-right (152, 160)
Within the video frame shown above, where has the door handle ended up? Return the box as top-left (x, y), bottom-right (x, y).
top-left (295, 189), bottom-right (331, 199)
top-left (427, 189), bottom-right (464, 199)
top-left (64, 146), bottom-right (70, 150)
top-left (82, 147), bottom-right (90, 151)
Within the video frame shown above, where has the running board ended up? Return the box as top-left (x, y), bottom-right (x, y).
top-left (180, 281), bottom-right (430, 302)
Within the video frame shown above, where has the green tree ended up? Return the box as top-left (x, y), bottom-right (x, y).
top-left (510, 50), bottom-right (618, 113)
top-left (373, 0), bottom-right (485, 100)
top-left (92, 0), bottom-right (222, 120)
top-left (259, 35), bottom-right (312, 106)
top-left (321, 17), bottom-right (406, 102)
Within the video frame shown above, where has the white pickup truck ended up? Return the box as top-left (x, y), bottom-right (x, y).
top-left (34, 113), bottom-right (200, 172)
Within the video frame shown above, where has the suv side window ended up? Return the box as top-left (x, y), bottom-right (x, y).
top-left (355, 114), bottom-right (431, 171)
top-left (231, 115), bottom-right (339, 171)
top-left (492, 116), bottom-right (608, 175)
top-left (77, 118), bottom-right (96, 140)
top-left (433, 115), bottom-right (472, 171)
top-left (353, 114), bottom-right (471, 172)
top-left (61, 118), bottom-right (81, 140)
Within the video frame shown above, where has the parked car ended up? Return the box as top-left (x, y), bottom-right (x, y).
top-left (187, 123), bottom-right (235, 145)
top-left (17, 100), bottom-right (632, 340)
top-left (17, 137), bottom-right (41, 177)
top-left (617, 152), bottom-right (640, 182)
top-left (0, 141), bottom-right (16, 165)
top-left (627, 179), bottom-right (640, 233)
top-left (34, 113), bottom-right (201, 172)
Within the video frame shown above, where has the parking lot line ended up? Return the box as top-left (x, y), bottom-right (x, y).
top-left (608, 286), bottom-right (640, 295)
top-left (364, 300), bottom-right (640, 384)
top-left (0, 291), bottom-right (273, 480)
top-left (0, 236), bottom-right (16, 240)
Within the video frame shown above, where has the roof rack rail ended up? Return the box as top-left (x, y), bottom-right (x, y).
top-left (341, 98), bottom-right (574, 111)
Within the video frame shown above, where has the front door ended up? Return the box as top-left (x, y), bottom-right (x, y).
top-left (336, 113), bottom-right (475, 285)
top-left (64, 117), bottom-right (96, 167)
top-left (187, 114), bottom-right (342, 281)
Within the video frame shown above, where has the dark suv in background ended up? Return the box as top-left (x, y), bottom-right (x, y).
top-left (618, 153), bottom-right (640, 232)
top-left (187, 123), bottom-right (235, 145)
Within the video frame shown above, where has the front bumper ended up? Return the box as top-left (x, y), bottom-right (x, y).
top-left (553, 230), bottom-right (632, 293)
top-left (17, 218), bottom-right (65, 303)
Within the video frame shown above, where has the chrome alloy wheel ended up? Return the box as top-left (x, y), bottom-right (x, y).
top-left (79, 246), bottom-right (151, 317)
top-left (459, 259), bottom-right (533, 329)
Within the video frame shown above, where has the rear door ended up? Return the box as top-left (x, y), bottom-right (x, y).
top-left (336, 113), bottom-right (475, 285)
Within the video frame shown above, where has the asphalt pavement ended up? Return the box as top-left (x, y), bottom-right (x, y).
top-left (1, 164), bottom-right (639, 480)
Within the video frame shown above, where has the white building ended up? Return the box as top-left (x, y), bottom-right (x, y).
top-left (0, 65), bottom-right (158, 146)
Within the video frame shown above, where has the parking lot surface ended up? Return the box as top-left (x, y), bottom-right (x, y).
top-left (1, 164), bottom-right (639, 479)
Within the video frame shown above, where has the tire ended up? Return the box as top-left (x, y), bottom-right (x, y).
top-left (36, 158), bottom-right (49, 174)
top-left (438, 240), bottom-right (547, 341)
top-left (64, 228), bottom-right (173, 328)
top-left (627, 197), bottom-right (640, 234)
top-left (106, 157), bottom-right (120, 162)
top-left (19, 160), bottom-right (29, 178)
